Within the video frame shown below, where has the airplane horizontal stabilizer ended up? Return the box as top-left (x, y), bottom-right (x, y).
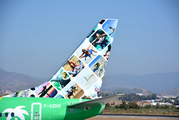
top-left (67, 94), bottom-right (123, 109)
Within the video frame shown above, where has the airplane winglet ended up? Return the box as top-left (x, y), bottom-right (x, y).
top-left (67, 94), bottom-right (123, 109)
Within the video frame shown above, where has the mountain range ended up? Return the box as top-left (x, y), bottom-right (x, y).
top-left (0, 68), bottom-right (43, 92)
top-left (100, 87), bottom-right (154, 96)
top-left (102, 73), bottom-right (179, 93)
top-left (0, 68), bottom-right (179, 96)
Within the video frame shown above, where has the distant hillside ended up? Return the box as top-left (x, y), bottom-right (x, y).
top-left (101, 87), bottom-right (153, 96)
top-left (0, 68), bottom-right (43, 92)
top-left (129, 87), bottom-right (153, 96)
top-left (102, 72), bottom-right (179, 93)
top-left (158, 88), bottom-right (179, 96)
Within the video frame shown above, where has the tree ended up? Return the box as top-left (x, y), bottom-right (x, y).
top-left (174, 100), bottom-right (179, 105)
top-left (120, 101), bottom-right (128, 110)
top-left (105, 103), bottom-right (111, 109)
top-left (151, 94), bottom-right (157, 99)
top-left (155, 103), bottom-right (160, 109)
top-left (129, 101), bottom-right (139, 109)
top-left (115, 105), bottom-right (120, 109)
top-left (144, 104), bottom-right (152, 109)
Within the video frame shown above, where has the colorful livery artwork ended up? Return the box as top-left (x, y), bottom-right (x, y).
top-left (5, 19), bottom-right (118, 100)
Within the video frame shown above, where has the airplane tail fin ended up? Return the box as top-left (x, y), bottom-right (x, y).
top-left (6, 19), bottom-right (118, 99)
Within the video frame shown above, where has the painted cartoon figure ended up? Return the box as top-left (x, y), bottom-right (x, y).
top-left (79, 45), bottom-right (97, 60)
top-left (109, 27), bottom-right (115, 36)
top-left (3, 106), bottom-right (29, 120)
top-left (66, 60), bottom-right (84, 77)
top-left (92, 33), bottom-right (108, 49)
top-left (51, 72), bottom-right (71, 89)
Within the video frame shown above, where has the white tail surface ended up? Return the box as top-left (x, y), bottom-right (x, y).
top-left (7, 19), bottom-right (118, 99)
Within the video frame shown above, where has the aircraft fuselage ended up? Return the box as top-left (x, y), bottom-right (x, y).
top-left (0, 97), bottom-right (105, 120)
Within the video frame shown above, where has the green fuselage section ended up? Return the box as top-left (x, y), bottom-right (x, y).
top-left (0, 97), bottom-right (105, 120)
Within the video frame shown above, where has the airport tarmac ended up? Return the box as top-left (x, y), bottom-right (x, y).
top-left (86, 114), bottom-right (179, 120)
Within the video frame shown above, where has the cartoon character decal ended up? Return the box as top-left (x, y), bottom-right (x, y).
top-left (3, 106), bottom-right (29, 120)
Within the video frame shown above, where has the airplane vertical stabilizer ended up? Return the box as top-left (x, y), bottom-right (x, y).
top-left (6, 19), bottom-right (118, 99)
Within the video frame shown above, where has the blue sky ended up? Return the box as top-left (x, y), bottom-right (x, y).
top-left (0, 0), bottom-right (179, 79)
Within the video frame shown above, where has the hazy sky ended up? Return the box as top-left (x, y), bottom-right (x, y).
top-left (0, 0), bottom-right (179, 79)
